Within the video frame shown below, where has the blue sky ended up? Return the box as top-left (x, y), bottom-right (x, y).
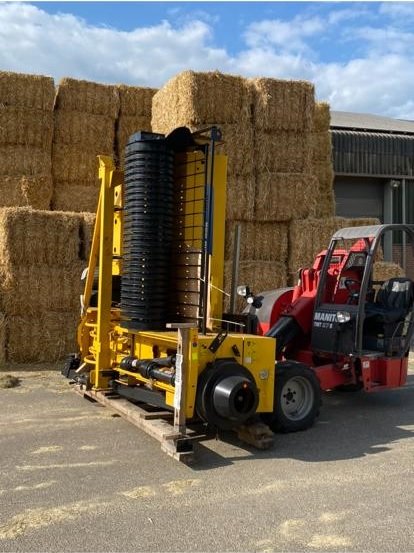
top-left (2, 2), bottom-right (414, 118)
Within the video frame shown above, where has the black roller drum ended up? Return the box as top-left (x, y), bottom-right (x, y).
top-left (121, 131), bottom-right (174, 330)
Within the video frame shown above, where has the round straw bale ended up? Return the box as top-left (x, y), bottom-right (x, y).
top-left (0, 175), bottom-right (52, 210)
top-left (53, 111), bottom-right (115, 151)
top-left (226, 174), bottom-right (256, 221)
top-left (116, 115), bottom-right (152, 166)
top-left (255, 173), bottom-right (318, 222)
top-left (52, 145), bottom-right (103, 183)
top-left (251, 78), bottom-right (315, 132)
top-left (0, 146), bottom-right (51, 176)
top-left (313, 102), bottom-right (331, 132)
top-left (118, 84), bottom-right (157, 116)
top-left (225, 221), bottom-right (289, 263)
top-left (0, 262), bottom-right (84, 316)
top-left (0, 207), bottom-right (84, 267)
top-left (151, 70), bottom-right (253, 132)
top-left (0, 71), bottom-right (55, 111)
top-left (55, 78), bottom-right (120, 118)
top-left (6, 311), bottom-right (79, 363)
top-left (0, 107), bottom-right (53, 149)
top-left (255, 130), bottom-right (312, 174)
top-left (51, 183), bottom-right (100, 213)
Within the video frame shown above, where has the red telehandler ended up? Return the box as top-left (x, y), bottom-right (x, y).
top-left (229, 224), bottom-right (414, 434)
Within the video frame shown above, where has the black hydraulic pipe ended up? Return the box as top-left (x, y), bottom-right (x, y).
top-left (120, 356), bottom-right (176, 386)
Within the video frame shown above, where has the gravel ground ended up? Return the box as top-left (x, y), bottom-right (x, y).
top-left (0, 366), bottom-right (413, 552)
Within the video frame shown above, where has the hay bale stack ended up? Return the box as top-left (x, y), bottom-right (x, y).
top-left (288, 217), bottom-right (380, 281)
top-left (52, 78), bottom-right (120, 212)
top-left (252, 78), bottom-right (317, 227)
top-left (152, 70), bottom-right (256, 222)
top-left (373, 262), bottom-right (405, 281)
top-left (0, 71), bottom-right (54, 209)
top-left (223, 260), bottom-right (287, 312)
top-left (311, 102), bottom-right (335, 218)
top-left (225, 221), bottom-right (288, 263)
top-left (0, 207), bottom-right (92, 363)
top-left (116, 85), bottom-right (156, 167)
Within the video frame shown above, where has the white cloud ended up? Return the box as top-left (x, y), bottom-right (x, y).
top-left (244, 16), bottom-right (324, 54)
top-left (0, 2), bottom-right (414, 119)
top-left (0, 3), bottom-right (230, 86)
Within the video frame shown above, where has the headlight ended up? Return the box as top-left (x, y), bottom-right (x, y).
top-left (336, 311), bottom-right (351, 323)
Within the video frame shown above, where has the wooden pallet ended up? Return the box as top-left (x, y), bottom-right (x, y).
top-left (74, 384), bottom-right (197, 464)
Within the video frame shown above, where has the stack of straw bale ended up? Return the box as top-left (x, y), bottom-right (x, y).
top-left (51, 78), bottom-right (120, 213)
top-left (252, 78), bottom-right (317, 223)
top-left (288, 217), bottom-right (381, 279)
top-left (0, 207), bottom-right (93, 363)
top-left (311, 102), bottom-right (335, 218)
top-left (152, 71), bottom-right (320, 307)
top-left (0, 72), bottom-right (55, 209)
top-left (116, 85), bottom-right (156, 168)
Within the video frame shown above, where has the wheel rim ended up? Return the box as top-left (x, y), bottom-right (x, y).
top-left (280, 376), bottom-right (314, 421)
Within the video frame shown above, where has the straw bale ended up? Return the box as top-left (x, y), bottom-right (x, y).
top-left (0, 107), bottom-right (53, 148)
top-left (0, 71), bottom-right (55, 111)
top-left (0, 175), bottom-right (52, 209)
top-left (55, 78), bottom-right (120, 118)
top-left (373, 261), bottom-right (405, 282)
top-left (0, 146), bottom-right (51, 176)
top-left (226, 173), bottom-right (255, 221)
top-left (312, 161), bottom-right (335, 218)
top-left (0, 313), bottom-right (6, 366)
top-left (312, 102), bottom-right (330, 132)
top-left (51, 183), bottom-right (100, 213)
top-left (116, 115), bottom-right (152, 166)
top-left (288, 217), bottom-right (380, 278)
top-left (52, 145), bottom-right (102, 184)
top-left (311, 132), bottom-right (332, 163)
top-left (251, 78), bottom-right (315, 132)
top-left (7, 311), bottom-right (79, 363)
top-left (118, 84), bottom-right (157, 116)
top-left (254, 173), bottom-right (318, 222)
top-left (0, 263), bottom-right (84, 316)
top-left (225, 221), bottom-right (288, 263)
top-left (151, 71), bottom-right (253, 133)
top-left (80, 212), bottom-right (96, 260)
top-left (53, 111), bottom-right (115, 151)
top-left (223, 260), bottom-right (287, 311)
top-left (254, 130), bottom-right (312, 174)
top-left (0, 207), bottom-right (83, 267)
top-left (216, 122), bottom-right (255, 177)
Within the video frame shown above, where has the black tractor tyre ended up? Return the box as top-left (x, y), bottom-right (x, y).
top-left (261, 361), bottom-right (321, 433)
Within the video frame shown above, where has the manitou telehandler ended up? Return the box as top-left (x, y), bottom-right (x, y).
top-left (63, 126), bottom-right (414, 460)
top-left (233, 224), bottom-right (414, 433)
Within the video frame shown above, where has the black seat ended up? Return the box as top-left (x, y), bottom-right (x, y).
top-left (364, 278), bottom-right (414, 354)
top-left (366, 278), bottom-right (414, 323)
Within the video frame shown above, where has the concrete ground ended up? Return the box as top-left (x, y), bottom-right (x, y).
top-left (0, 367), bottom-right (413, 552)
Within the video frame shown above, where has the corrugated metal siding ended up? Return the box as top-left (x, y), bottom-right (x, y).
top-left (332, 130), bottom-right (414, 177)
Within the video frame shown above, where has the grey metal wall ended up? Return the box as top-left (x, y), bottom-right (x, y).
top-left (334, 176), bottom-right (384, 219)
top-left (332, 130), bottom-right (414, 178)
